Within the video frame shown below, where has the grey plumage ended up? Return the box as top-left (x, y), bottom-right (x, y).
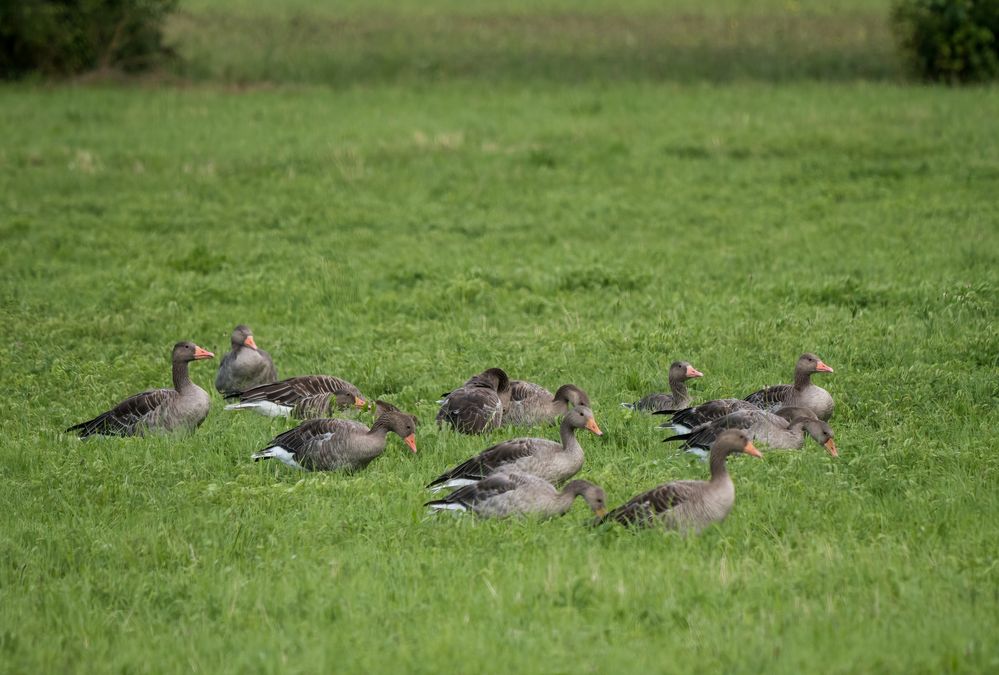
top-left (425, 472), bottom-right (607, 519)
top-left (66, 342), bottom-right (214, 438)
top-left (426, 405), bottom-right (603, 491)
top-left (663, 407), bottom-right (838, 457)
top-left (743, 352), bottom-right (835, 421)
top-left (214, 324), bottom-right (277, 395)
top-left (623, 361), bottom-right (703, 412)
top-left (225, 374), bottom-right (366, 419)
top-left (251, 400), bottom-right (417, 472)
top-left (436, 368), bottom-right (511, 434)
top-left (602, 429), bottom-right (761, 532)
top-left (502, 381), bottom-right (590, 427)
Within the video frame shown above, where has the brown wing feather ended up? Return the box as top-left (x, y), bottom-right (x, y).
top-left (744, 384), bottom-right (792, 411)
top-left (605, 481), bottom-right (701, 525)
top-left (67, 388), bottom-right (173, 438)
top-left (426, 438), bottom-right (540, 487)
top-left (425, 473), bottom-right (520, 508)
top-left (236, 375), bottom-right (361, 405)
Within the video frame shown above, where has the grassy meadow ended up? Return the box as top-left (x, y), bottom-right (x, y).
top-left (2, 1), bottom-right (999, 673)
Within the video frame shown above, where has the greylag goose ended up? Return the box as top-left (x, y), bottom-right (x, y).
top-left (502, 381), bottom-right (590, 427)
top-left (251, 400), bottom-right (417, 471)
top-left (602, 429), bottom-right (761, 532)
top-left (224, 374), bottom-right (366, 419)
top-left (426, 472), bottom-right (607, 519)
top-left (214, 324), bottom-right (278, 396)
top-left (655, 398), bottom-right (758, 434)
top-left (664, 407), bottom-right (837, 458)
top-left (744, 353), bottom-right (835, 420)
top-left (622, 361), bottom-right (703, 412)
top-left (427, 405), bottom-right (602, 492)
top-left (436, 367), bottom-right (511, 434)
top-left (66, 342), bottom-right (214, 438)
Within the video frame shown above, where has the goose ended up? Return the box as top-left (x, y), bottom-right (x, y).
top-left (425, 472), bottom-right (607, 519)
top-left (436, 367), bottom-right (511, 434)
top-left (66, 342), bottom-right (214, 438)
top-left (744, 353), bottom-right (835, 420)
top-left (654, 398), bottom-right (758, 434)
top-left (427, 405), bottom-right (602, 492)
top-left (664, 407), bottom-right (837, 458)
top-left (251, 400), bottom-right (417, 472)
top-left (214, 324), bottom-right (278, 396)
top-left (622, 361), bottom-right (703, 412)
top-left (224, 374), bottom-right (366, 419)
top-left (601, 429), bottom-right (761, 532)
top-left (502, 381), bottom-right (590, 427)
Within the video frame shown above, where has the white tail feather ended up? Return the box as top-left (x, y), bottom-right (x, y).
top-left (427, 502), bottom-right (467, 512)
top-left (251, 446), bottom-right (304, 469)
top-left (428, 478), bottom-right (478, 494)
top-left (225, 401), bottom-right (292, 418)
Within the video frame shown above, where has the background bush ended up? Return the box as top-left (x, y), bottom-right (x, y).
top-left (893, 0), bottom-right (999, 82)
top-left (0, 0), bottom-right (177, 78)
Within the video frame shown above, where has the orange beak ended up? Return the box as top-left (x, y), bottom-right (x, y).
top-left (816, 360), bottom-right (834, 373)
top-left (193, 346), bottom-right (215, 360)
top-left (743, 441), bottom-right (763, 458)
top-left (824, 438), bottom-right (838, 457)
top-left (354, 396), bottom-right (366, 408)
top-left (686, 366), bottom-right (704, 378)
top-left (243, 335), bottom-right (258, 349)
top-left (404, 433), bottom-right (417, 453)
top-left (585, 417), bottom-right (603, 436)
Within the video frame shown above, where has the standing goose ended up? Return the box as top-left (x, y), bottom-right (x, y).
top-left (426, 472), bottom-right (607, 519)
top-left (436, 367), bottom-right (511, 434)
top-left (502, 381), bottom-right (590, 427)
top-left (602, 429), bottom-right (762, 532)
top-left (663, 407), bottom-right (837, 458)
top-left (224, 374), bottom-right (366, 419)
top-left (622, 361), bottom-right (703, 412)
top-left (66, 342), bottom-right (214, 438)
top-left (654, 398), bottom-right (758, 434)
top-left (251, 400), bottom-right (417, 472)
top-left (214, 324), bottom-right (278, 396)
top-left (744, 353), bottom-right (835, 420)
top-left (427, 405), bottom-right (602, 492)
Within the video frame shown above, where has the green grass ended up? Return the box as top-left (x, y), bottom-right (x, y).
top-left (2, 1), bottom-right (999, 672)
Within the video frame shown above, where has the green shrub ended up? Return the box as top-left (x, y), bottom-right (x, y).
top-left (0, 0), bottom-right (177, 78)
top-left (892, 0), bottom-right (999, 82)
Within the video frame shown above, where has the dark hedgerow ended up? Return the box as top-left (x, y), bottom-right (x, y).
top-left (892, 0), bottom-right (999, 82)
top-left (0, 0), bottom-right (178, 79)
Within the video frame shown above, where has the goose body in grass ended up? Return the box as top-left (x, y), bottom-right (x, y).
top-left (622, 361), bottom-right (703, 412)
top-left (251, 400), bottom-right (417, 472)
top-left (744, 352), bottom-right (835, 420)
top-left (214, 324), bottom-right (277, 396)
top-left (225, 374), bottom-right (366, 419)
top-left (66, 342), bottom-right (214, 438)
top-left (655, 398), bottom-right (758, 434)
top-left (664, 407), bottom-right (837, 458)
top-left (436, 368), bottom-right (511, 434)
top-left (427, 405), bottom-right (603, 492)
top-left (426, 472), bottom-right (607, 519)
top-left (502, 381), bottom-right (590, 427)
top-left (602, 429), bottom-right (761, 532)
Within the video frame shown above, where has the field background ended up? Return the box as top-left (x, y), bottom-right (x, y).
top-left (2, 0), bottom-right (998, 672)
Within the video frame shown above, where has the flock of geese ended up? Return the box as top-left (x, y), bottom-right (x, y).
top-left (66, 325), bottom-right (839, 533)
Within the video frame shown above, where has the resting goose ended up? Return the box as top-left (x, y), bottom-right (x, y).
top-left (214, 324), bottom-right (278, 395)
top-left (622, 361), bottom-right (703, 412)
top-left (224, 374), bottom-right (366, 419)
top-left (427, 405), bottom-right (602, 492)
top-left (426, 472), bottom-right (607, 519)
top-left (436, 367), bottom-right (511, 434)
top-left (744, 352), bottom-right (835, 420)
top-left (654, 398), bottom-right (758, 434)
top-left (502, 381), bottom-right (590, 427)
top-left (602, 429), bottom-right (761, 532)
top-left (664, 407), bottom-right (837, 458)
top-left (251, 400), bottom-right (417, 472)
top-left (66, 342), bottom-right (214, 438)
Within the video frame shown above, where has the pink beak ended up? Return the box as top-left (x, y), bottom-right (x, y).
top-left (816, 360), bottom-right (834, 373)
top-left (404, 434), bottom-right (417, 453)
top-left (193, 346), bottom-right (215, 360)
top-left (243, 335), bottom-right (258, 350)
top-left (686, 366), bottom-right (704, 378)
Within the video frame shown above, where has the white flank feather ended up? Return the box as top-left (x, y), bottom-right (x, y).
top-left (225, 401), bottom-right (292, 417)
top-left (251, 446), bottom-right (305, 469)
